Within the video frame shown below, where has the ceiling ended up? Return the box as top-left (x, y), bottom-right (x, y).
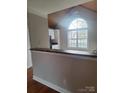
top-left (80, 0), bottom-right (97, 12)
top-left (48, 0), bottom-right (97, 28)
top-left (27, 0), bottom-right (93, 17)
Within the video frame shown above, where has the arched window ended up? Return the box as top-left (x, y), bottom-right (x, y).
top-left (68, 18), bottom-right (88, 48)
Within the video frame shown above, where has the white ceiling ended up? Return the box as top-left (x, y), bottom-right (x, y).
top-left (27, 0), bottom-right (92, 18)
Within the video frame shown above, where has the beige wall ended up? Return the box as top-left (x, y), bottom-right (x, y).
top-left (27, 13), bottom-right (49, 48)
top-left (32, 51), bottom-right (97, 93)
top-left (58, 6), bottom-right (97, 51)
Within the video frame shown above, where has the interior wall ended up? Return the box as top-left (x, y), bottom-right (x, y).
top-left (32, 51), bottom-right (97, 93)
top-left (27, 28), bottom-right (32, 68)
top-left (58, 6), bottom-right (97, 51)
top-left (27, 12), bottom-right (49, 48)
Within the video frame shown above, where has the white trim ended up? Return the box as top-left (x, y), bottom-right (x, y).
top-left (27, 64), bottom-right (32, 69)
top-left (33, 75), bottom-right (71, 93)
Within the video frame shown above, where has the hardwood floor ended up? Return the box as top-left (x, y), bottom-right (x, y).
top-left (27, 68), bottom-right (59, 93)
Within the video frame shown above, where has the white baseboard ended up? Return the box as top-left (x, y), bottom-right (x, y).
top-left (27, 65), bottom-right (32, 69)
top-left (33, 75), bottom-right (71, 93)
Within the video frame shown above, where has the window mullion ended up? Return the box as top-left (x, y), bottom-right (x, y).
top-left (76, 20), bottom-right (78, 48)
top-left (76, 30), bottom-right (78, 47)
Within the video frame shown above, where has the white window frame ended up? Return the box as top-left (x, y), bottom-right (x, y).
top-left (67, 18), bottom-right (88, 49)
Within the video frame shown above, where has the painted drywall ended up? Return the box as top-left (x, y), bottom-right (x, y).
top-left (27, 12), bottom-right (49, 48)
top-left (58, 6), bottom-right (97, 51)
top-left (27, 0), bottom-right (92, 17)
top-left (31, 51), bottom-right (97, 93)
top-left (27, 28), bottom-right (32, 68)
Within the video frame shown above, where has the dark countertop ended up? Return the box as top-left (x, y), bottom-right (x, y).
top-left (30, 48), bottom-right (97, 58)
